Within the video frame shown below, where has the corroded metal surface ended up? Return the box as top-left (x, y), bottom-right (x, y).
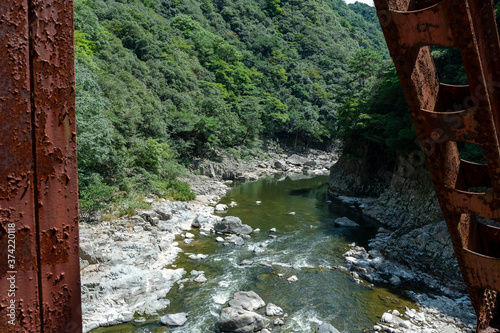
top-left (0, 0), bottom-right (81, 332)
top-left (374, 0), bottom-right (500, 331)
top-left (0, 0), bottom-right (40, 331)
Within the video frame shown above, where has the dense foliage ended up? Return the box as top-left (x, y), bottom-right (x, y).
top-left (74, 0), bottom-right (390, 215)
top-left (76, 0), bottom-right (500, 216)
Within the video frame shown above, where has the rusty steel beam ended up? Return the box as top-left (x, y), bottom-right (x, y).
top-left (0, 0), bottom-right (81, 332)
top-left (374, 0), bottom-right (500, 331)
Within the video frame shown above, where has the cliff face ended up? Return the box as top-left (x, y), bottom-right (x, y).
top-left (328, 139), bottom-right (394, 197)
top-left (362, 153), bottom-right (443, 231)
top-left (329, 142), bottom-right (465, 292)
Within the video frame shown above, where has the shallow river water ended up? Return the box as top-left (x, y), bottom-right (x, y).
top-left (94, 174), bottom-right (418, 332)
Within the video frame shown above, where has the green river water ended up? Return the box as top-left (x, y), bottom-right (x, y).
top-left (93, 174), bottom-right (418, 333)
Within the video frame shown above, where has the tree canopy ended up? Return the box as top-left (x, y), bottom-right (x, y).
top-left (74, 0), bottom-right (395, 215)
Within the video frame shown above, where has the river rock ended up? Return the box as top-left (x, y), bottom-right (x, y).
top-left (334, 217), bottom-right (359, 227)
top-left (226, 235), bottom-right (245, 246)
top-left (190, 270), bottom-right (204, 276)
top-left (160, 312), bottom-right (188, 326)
top-left (139, 210), bottom-right (161, 224)
top-left (265, 303), bottom-right (284, 316)
top-left (389, 275), bottom-right (401, 286)
top-left (192, 213), bottom-right (211, 228)
top-left (214, 216), bottom-right (253, 235)
top-left (216, 236), bottom-right (225, 243)
top-left (240, 259), bottom-right (253, 266)
top-left (274, 160), bottom-right (287, 170)
top-left (153, 207), bottom-right (171, 221)
top-left (188, 254), bottom-right (207, 260)
top-left (216, 204), bottom-right (229, 211)
top-left (317, 322), bottom-right (340, 333)
top-left (229, 291), bottom-right (265, 311)
top-left (381, 312), bottom-right (393, 323)
top-left (80, 243), bottom-right (97, 264)
top-left (194, 274), bottom-right (208, 283)
top-left (287, 275), bottom-right (298, 283)
top-left (287, 154), bottom-right (308, 166)
top-left (219, 307), bottom-right (270, 333)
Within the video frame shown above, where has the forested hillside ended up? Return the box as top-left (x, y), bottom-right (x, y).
top-left (75, 0), bottom-right (391, 215)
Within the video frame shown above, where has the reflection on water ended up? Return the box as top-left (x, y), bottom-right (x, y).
top-left (93, 174), bottom-right (417, 333)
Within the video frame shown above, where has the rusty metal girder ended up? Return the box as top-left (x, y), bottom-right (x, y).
top-left (0, 0), bottom-right (81, 332)
top-left (374, 0), bottom-right (500, 331)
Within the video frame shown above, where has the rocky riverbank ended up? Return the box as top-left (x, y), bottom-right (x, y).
top-left (329, 146), bottom-right (477, 331)
top-left (340, 242), bottom-right (475, 332)
top-left (80, 149), bottom-right (335, 332)
top-left (329, 148), bottom-right (466, 293)
top-left (80, 146), bottom-right (476, 332)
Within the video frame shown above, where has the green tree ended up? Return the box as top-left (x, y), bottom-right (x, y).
top-left (348, 49), bottom-right (382, 87)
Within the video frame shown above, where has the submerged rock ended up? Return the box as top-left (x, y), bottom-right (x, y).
top-left (239, 259), bottom-right (253, 266)
top-left (274, 318), bottom-right (284, 325)
top-left (334, 217), bottom-right (359, 227)
top-left (317, 322), bottom-right (340, 333)
top-left (226, 234), bottom-right (245, 246)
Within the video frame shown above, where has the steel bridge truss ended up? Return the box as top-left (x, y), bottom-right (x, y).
top-left (374, 0), bottom-right (500, 331)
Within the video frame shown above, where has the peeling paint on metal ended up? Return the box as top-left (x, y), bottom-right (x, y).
top-left (0, 0), bottom-right (80, 331)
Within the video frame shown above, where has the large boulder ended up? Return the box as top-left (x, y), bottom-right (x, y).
top-left (229, 291), bottom-right (265, 311)
top-left (219, 307), bottom-right (270, 333)
top-left (287, 154), bottom-right (307, 166)
top-left (214, 216), bottom-right (253, 235)
top-left (160, 313), bottom-right (188, 326)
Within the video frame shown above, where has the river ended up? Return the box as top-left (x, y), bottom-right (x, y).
top-left (92, 174), bottom-right (418, 332)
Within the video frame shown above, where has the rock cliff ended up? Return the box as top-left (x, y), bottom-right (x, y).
top-left (329, 143), bottom-right (465, 292)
